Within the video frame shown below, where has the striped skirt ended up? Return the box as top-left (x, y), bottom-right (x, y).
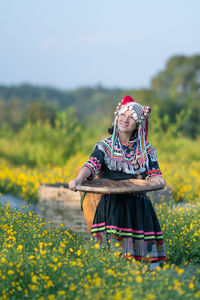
top-left (91, 193), bottom-right (167, 262)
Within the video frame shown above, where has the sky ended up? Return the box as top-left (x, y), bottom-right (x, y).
top-left (0, 0), bottom-right (200, 90)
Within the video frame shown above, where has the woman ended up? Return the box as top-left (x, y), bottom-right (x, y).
top-left (69, 95), bottom-right (167, 265)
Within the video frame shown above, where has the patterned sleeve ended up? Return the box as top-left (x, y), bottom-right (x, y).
top-left (83, 144), bottom-right (104, 180)
top-left (145, 144), bottom-right (162, 180)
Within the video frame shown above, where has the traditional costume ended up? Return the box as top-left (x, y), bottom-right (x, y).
top-left (83, 95), bottom-right (167, 262)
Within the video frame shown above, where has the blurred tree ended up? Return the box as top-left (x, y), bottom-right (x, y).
top-left (181, 93), bottom-right (200, 137)
top-left (0, 99), bottom-right (7, 127)
top-left (25, 101), bottom-right (57, 124)
top-left (0, 56), bottom-right (200, 139)
top-left (151, 55), bottom-right (200, 103)
top-left (151, 54), bottom-right (200, 137)
top-left (7, 99), bottom-right (25, 128)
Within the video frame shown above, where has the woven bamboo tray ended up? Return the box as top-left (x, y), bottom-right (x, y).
top-left (76, 178), bottom-right (164, 194)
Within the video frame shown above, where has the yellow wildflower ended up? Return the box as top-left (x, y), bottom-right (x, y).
top-left (30, 284), bottom-right (38, 291)
top-left (48, 295), bottom-right (56, 300)
top-left (47, 280), bottom-right (54, 288)
top-left (146, 294), bottom-right (156, 300)
top-left (32, 275), bottom-right (37, 283)
top-left (135, 275), bottom-right (143, 283)
top-left (175, 266), bottom-right (184, 275)
top-left (70, 283), bottom-right (76, 291)
top-left (17, 245), bottom-right (23, 251)
top-left (58, 291), bottom-right (65, 296)
top-left (40, 249), bottom-right (46, 256)
top-left (189, 281), bottom-right (194, 289)
top-left (7, 270), bottom-right (14, 275)
top-left (77, 250), bottom-right (81, 256)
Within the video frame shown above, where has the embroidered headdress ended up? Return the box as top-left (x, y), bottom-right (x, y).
top-left (111, 95), bottom-right (151, 167)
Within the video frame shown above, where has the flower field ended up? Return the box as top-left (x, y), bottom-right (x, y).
top-left (0, 126), bottom-right (199, 203)
top-left (0, 130), bottom-right (200, 299)
top-left (0, 152), bottom-right (88, 202)
top-left (0, 202), bottom-right (200, 300)
top-left (0, 154), bottom-right (199, 204)
top-left (160, 161), bottom-right (200, 203)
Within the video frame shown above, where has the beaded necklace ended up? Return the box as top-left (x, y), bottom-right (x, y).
top-left (119, 134), bottom-right (137, 146)
top-left (116, 135), bottom-right (142, 178)
top-left (118, 134), bottom-right (138, 162)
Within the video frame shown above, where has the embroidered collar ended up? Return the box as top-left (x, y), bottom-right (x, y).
top-left (119, 134), bottom-right (138, 147)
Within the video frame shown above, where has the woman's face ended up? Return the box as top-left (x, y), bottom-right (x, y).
top-left (117, 110), bottom-right (137, 135)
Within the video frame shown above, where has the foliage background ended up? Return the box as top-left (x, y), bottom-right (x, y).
top-left (0, 54), bottom-right (200, 299)
top-left (0, 54), bottom-right (200, 203)
top-left (0, 55), bottom-right (200, 138)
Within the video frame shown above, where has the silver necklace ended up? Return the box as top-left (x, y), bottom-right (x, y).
top-left (118, 137), bottom-right (137, 162)
top-left (119, 134), bottom-right (137, 145)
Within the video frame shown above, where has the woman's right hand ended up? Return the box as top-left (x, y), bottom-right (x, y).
top-left (68, 177), bottom-right (82, 192)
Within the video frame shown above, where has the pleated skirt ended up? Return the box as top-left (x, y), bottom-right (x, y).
top-left (91, 193), bottom-right (167, 262)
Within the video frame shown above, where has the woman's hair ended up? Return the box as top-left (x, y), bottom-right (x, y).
top-left (108, 126), bottom-right (138, 140)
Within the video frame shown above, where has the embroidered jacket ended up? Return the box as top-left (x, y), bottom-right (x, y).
top-left (84, 136), bottom-right (162, 180)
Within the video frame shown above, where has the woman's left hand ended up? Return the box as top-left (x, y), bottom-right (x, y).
top-left (149, 176), bottom-right (166, 186)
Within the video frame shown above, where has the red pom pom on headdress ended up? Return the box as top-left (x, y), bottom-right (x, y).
top-left (121, 95), bottom-right (134, 106)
